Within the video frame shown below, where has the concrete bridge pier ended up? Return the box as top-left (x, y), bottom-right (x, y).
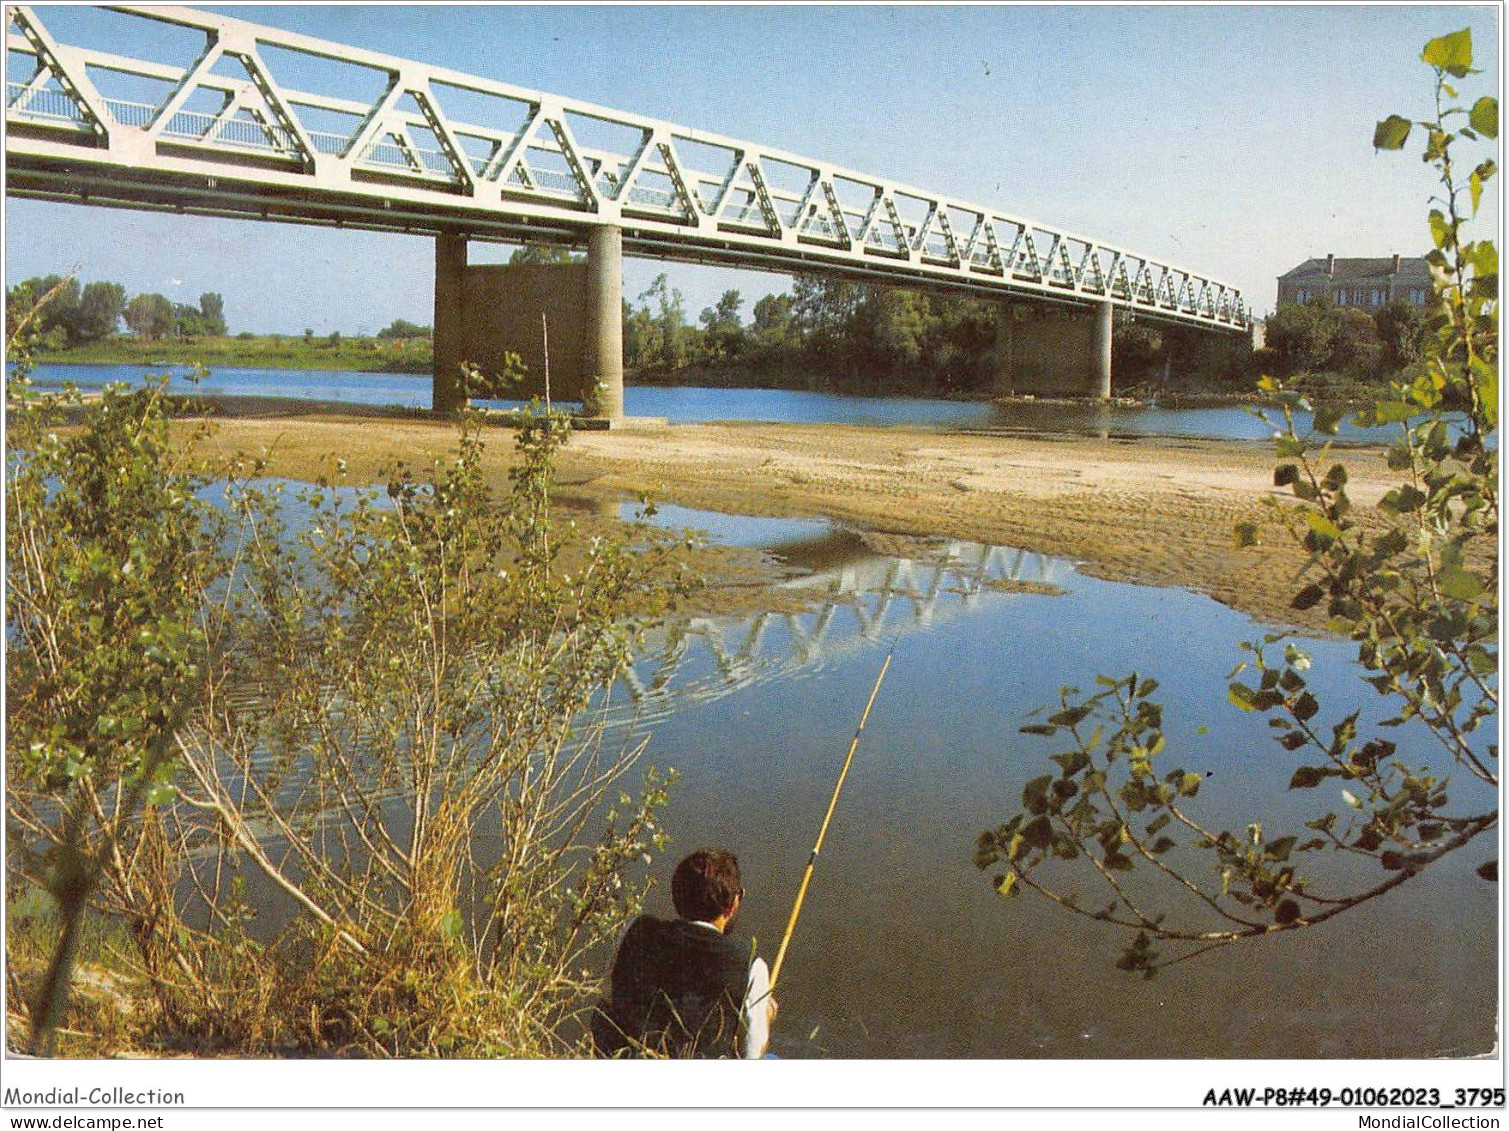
top-left (433, 232), bottom-right (469, 414)
top-left (993, 299), bottom-right (1114, 400)
top-left (992, 305), bottom-right (1017, 396)
top-left (1090, 299), bottom-right (1113, 400)
top-left (431, 225), bottom-right (625, 418)
top-left (581, 224), bottom-right (625, 421)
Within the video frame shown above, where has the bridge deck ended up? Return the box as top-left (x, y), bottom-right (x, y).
top-left (5, 4), bottom-right (1248, 329)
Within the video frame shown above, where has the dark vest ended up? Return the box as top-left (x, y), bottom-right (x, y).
top-left (593, 916), bottom-right (753, 1058)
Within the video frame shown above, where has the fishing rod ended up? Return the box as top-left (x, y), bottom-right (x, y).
top-left (768, 646), bottom-right (894, 989)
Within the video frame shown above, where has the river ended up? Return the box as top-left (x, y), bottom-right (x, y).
top-left (25, 362), bottom-right (1387, 441)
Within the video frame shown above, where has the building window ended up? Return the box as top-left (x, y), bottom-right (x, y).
top-left (1372, 289), bottom-right (1384, 306)
top-left (1334, 289), bottom-right (1349, 305)
top-left (1296, 288), bottom-right (1309, 303)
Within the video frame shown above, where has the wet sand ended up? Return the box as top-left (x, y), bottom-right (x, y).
top-left (182, 403), bottom-right (1401, 628)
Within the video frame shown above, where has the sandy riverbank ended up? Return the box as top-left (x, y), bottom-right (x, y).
top-left (180, 402), bottom-right (1401, 628)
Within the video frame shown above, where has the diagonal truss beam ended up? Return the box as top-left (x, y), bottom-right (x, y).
top-left (4, 3), bottom-right (1249, 330)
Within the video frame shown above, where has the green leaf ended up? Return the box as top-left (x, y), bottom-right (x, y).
top-left (1103, 851), bottom-right (1135, 873)
top-left (1022, 775), bottom-right (1053, 814)
top-left (1274, 463), bottom-right (1300, 487)
top-left (1021, 815), bottom-right (1052, 850)
top-left (1274, 899), bottom-right (1301, 926)
top-left (1372, 114), bottom-right (1413, 150)
top-left (1289, 765), bottom-right (1327, 789)
top-left (1421, 28), bottom-right (1473, 77)
top-left (1051, 749), bottom-right (1091, 777)
top-left (1312, 406), bottom-right (1345, 436)
top-left (1291, 692), bottom-right (1319, 721)
top-left (1291, 583), bottom-right (1325, 611)
top-left (1438, 564), bottom-right (1483, 600)
top-left (1470, 172), bottom-right (1483, 215)
top-left (1469, 95), bottom-right (1498, 139)
top-left (995, 870), bottom-right (1019, 897)
top-left (1177, 772), bottom-right (1203, 798)
top-left (1372, 400), bottom-right (1415, 424)
top-left (440, 908), bottom-right (463, 941)
top-left (1047, 704), bottom-right (1093, 728)
top-left (1477, 860), bottom-right (1497, 883)
top-left (1342, 789), bottom-right (1363, 810)
top-left (1303, 512), bottom-right (1341, 541)
top-left (1428, 209), bottom-right (1452, 249)
top-left (1267, 836), bottom-right (1297, 862)
top-left (1234, 521), bottom-right (1260, 548)
top-left (1020, 723), bottom-right (1058, 737)
top-left (1471, 357), bottom-right (1497, 428)
top-left (1473, 238), bottom-right (1498, 280)
top-left (1228, 683), bottom-right (1258, 711)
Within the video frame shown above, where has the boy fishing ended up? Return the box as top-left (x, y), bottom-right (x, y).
top-left (593, 848), bottom-right (776, 1058)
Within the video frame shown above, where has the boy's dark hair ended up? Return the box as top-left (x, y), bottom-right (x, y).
top-left (671, 848), bottom-right (742, 922)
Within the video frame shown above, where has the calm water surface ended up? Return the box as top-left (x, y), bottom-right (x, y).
top-left (603, 506), bottom-right (1496, 1059)
top-left (27, 362), bottom-right (1387, 441)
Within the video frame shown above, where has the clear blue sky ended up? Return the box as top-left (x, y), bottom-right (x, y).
top-left (4, 4), bottom-right (1500, 333)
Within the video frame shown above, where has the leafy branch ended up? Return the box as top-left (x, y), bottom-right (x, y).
top-left (978, 28), bottom-right (1497, 974)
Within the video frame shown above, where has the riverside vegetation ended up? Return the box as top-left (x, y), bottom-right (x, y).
top-left (976, 30), bottom-right (1497, 974)
top-left (6, 295), bottom-right (698, 1054)
top-left (29, 329), bottom-right (437, 375)
top-left (5, 271), bottom-right (437, 373)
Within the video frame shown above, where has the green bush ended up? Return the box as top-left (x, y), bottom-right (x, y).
top-left (7, 326), bottom-right (692, 1053)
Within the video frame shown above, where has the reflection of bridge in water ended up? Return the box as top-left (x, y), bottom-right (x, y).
top-left (615, 531), bottom-right (1065, 723)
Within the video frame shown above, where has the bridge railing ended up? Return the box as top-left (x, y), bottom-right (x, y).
top-left (5, 5), bottom-right (1249, 329)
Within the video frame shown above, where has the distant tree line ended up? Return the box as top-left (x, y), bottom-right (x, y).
top-left (1114, 298), bottom-right (1428, 397)
top-left (6, 275), bottom-right (226, 346)
top-left (623, 272), bottom-right (1275, 397)
top-left (622, 274), bottom-right (1428, 398)
top-left (1258, 297), bottom-right (1428, 383)
top-left (624, 273), bottom-right (1004, 396)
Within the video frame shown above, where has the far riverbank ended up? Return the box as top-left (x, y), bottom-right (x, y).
top-left (35, 336), bottom-right (433, 373)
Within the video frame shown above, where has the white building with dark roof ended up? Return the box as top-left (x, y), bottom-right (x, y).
top-left (1277, 254), bottom-right (1431, 309)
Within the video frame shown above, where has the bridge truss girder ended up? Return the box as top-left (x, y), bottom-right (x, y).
top-left (5, 4), bottom-right (1249, 330)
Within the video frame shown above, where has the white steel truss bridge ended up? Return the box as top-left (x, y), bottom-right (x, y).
top-left (5, 5), bottom-right (1251, 331)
